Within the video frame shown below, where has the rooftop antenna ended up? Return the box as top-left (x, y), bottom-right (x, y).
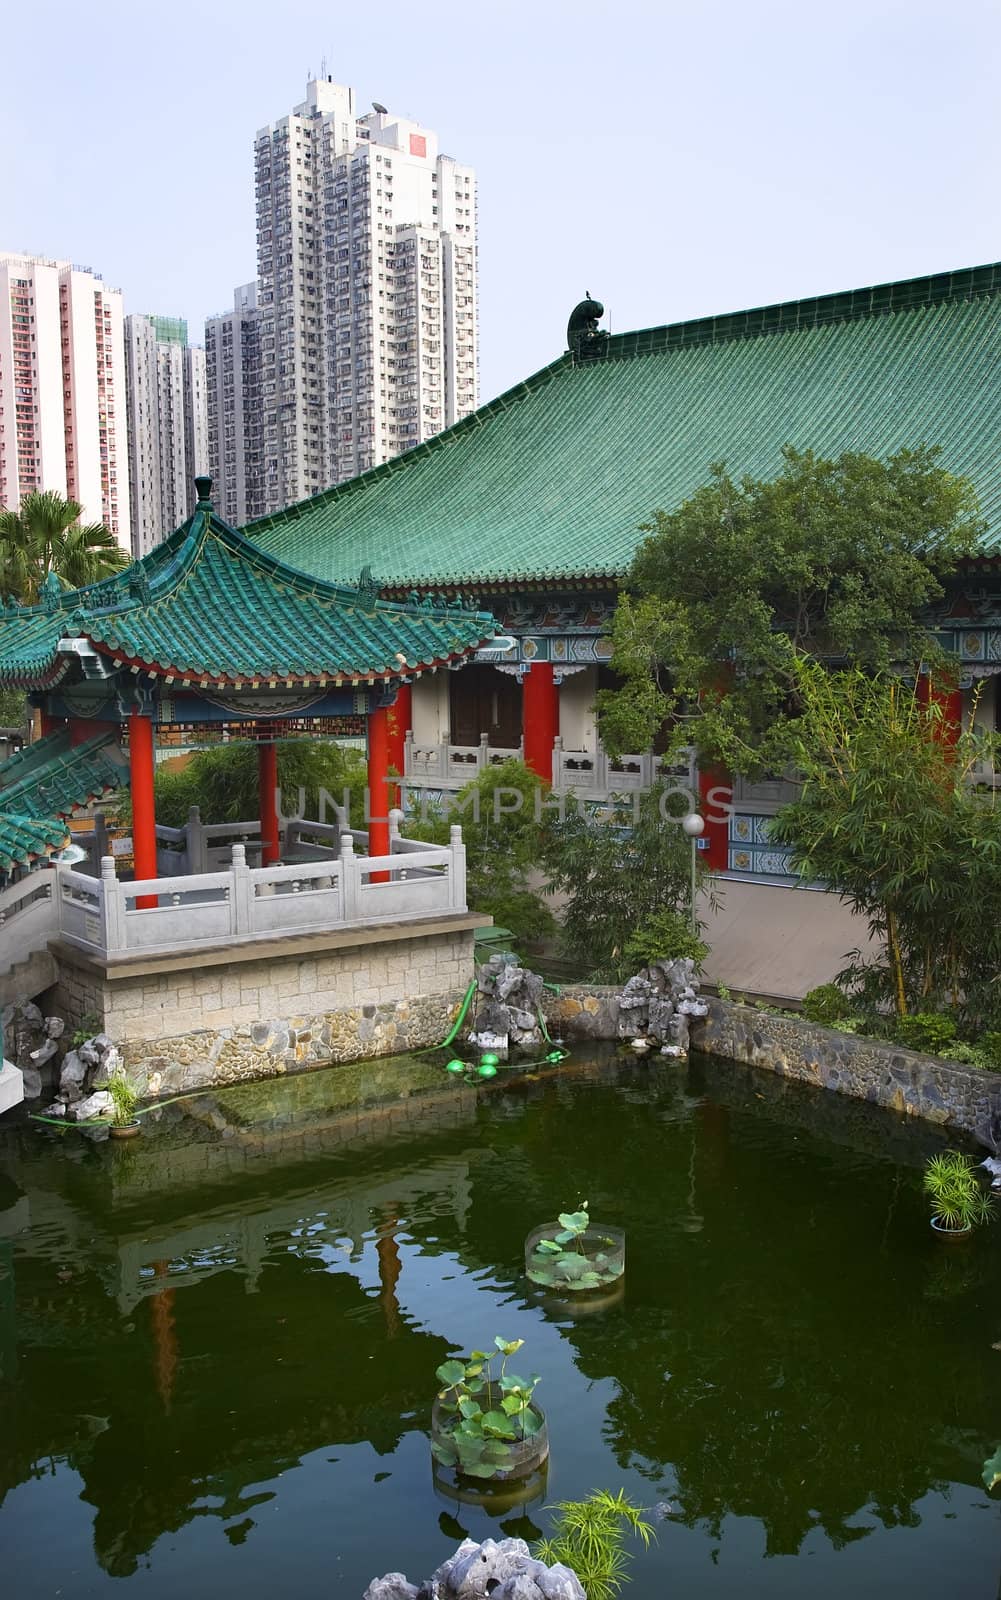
top-left (372, 100), bottom-right (388, 114)
top-left (320, 54), bottom-right (327, 79)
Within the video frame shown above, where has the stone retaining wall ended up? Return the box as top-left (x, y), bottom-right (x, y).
top-left (542, 985), bottom-right (1001, 1142)
top-left (51, 926), bottom-right (476, 1099)
top-left (694, 997), bottom-right (1001, 1142)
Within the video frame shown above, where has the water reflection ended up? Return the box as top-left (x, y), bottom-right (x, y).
top-left (0, 1049), bottom-right (998, 1596)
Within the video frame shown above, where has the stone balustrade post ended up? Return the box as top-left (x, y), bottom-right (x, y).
top-left (231, 842), bottom-right (253, 935)
top-left (340, 832), bottom-right (359, 921)
top-left (100, 855), bottom-right (126, 953)
top-left (388, 807), bottom-right (403, 852)
top-left (449, 824), bottom-right (467, 911)
top-left (187, 806), bottom-right (206, 873)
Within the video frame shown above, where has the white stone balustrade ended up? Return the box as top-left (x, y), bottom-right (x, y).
top-left (53, 826), bottom-right (468, 960)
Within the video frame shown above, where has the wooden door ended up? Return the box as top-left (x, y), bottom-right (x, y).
top-left (449, 665), bottom-right (522, 748)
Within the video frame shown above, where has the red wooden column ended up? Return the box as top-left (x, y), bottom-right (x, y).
top-left (916, 673), bottom-right (963, 748)
top-left (698, 764), bottom-right (732, 873)
top-left (522, 662), bottom-right (558, 784)
top-left (385, 682), bottom-right (412, 808)
top-left (128, 710), bottom-right (158, 909)
top-left (258, 741), bottom-right (280, 865)
top-left (368, 704), bottom-right (391, 882)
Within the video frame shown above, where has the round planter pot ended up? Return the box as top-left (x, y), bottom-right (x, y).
top-left (930, 1215), bottom-right (972, 1239)
top-left (431, 1456), bottom-right (548, 1515)
top-left (525, 1222), bottom-right (625, 1293)
top-left (534, 1277), bottom-right (626, 1319)
top-left (109, 1121), bottom-right (141, 1140)
top-left (430, 1395), bottom-right (549, 1484)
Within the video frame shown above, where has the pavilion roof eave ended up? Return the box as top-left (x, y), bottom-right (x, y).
top-left (0, 489), bottom-right (500, 692)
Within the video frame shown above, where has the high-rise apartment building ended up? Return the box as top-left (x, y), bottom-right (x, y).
top-left (0, 252), bottom-right (131, 549)
top-left (254, 77), bottom-right (478, 512)
top-left (204, 282), bottom-right (264, 526)
top-left (125, 314), bottom-right (208, 556)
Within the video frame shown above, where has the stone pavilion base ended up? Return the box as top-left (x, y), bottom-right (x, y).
top-left (48, 914), bottom-right (486, 1098)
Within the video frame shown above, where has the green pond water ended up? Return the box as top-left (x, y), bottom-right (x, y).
top-left (0, 1048), bottom-right (999, 1597)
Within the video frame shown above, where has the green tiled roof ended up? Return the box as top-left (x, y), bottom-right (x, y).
top-left (0, 730), bottom-right (127, 819)
top-left (0, 812), bottom-right (69, 872)
top-left (0, 505), bottom-right (497, 689)
top-left (244, 262), bottom-right (1001, 586)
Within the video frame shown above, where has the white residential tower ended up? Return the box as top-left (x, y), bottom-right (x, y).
top-left (125, 314), bottom-right (208, 556)
top-left (0, 252), bottom-right (131, 550)
top-left (204, 282), bottom-right (264, 526)
top-left (254, 76), bottom-right (478, 513)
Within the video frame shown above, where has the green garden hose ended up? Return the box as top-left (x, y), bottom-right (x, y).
top-left (414, 979), bottom-right (477, 1055)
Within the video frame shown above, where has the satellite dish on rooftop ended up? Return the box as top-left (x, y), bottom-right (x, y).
top-left (372, 101), bottom-right (388, 114)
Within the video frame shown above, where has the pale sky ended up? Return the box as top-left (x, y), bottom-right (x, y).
top-left (4, 0), bottom-right (1001, 402)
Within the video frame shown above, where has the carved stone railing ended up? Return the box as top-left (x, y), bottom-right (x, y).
top-left (553, 739), bottom-right (696, 796)
top-left (0, 868), bottom-right (59, 970)
top-left (54, 827), bottom-right (468, 960)
top-left (404, 731), bottom-right (524, 785)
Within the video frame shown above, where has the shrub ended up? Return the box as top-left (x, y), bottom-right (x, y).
top-left (802, 983), bottom-right (852, 1026)
top-left (405, 760), bottom-right (555, 946)
top-left (542, 784), bottom-right (697, 983)
top-left (535, 1488), bottom-right (654, 1600)
top-left (894, 1012), bottom-right (958, 1056)
top-left (623, 907), bottom-right (708, 974)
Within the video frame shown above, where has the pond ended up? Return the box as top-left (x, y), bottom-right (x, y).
top-left (0, 1048), bottom-right (999, 1598)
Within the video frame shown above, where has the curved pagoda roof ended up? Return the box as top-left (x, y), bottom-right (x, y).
top-left (0, 488), bottom-right (497, 692)
top-left (245, 262), bottom-right (1001, 589)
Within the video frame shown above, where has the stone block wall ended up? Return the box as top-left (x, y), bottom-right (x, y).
top-left (51, 928), bottom-right (475, 1098)
top-left (694, 998), bottom-right (1001, 1142)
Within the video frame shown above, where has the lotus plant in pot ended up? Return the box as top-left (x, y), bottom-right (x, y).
top-left (525, 1201), bottom-right (625, 1293)
top-left (430, 1336), bottom-right (547, 1482)
top-left (107, 1067), bottom-right (141, 1140)
top-left (923, 1151), bottom-right (994, 1237)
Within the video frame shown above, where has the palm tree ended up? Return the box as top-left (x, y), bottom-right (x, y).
top-left (0, 490), bottom-right (128, 604)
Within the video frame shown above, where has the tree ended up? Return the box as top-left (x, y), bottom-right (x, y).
top-left (114, 739), bottom-right (368, 830)
top-left (597, 446), bottom-right (983, 775)
top-left (770, 655), bottom-right (1001, 1023)
top-left (0, 490), bottom-right (127, 603)
top-left (405, 759), bottom-right (556, 945)
top-left (541, 783), bottom-right (701, 982)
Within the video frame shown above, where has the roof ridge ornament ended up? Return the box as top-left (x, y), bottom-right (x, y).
top-left (41, 571), bottom-right (63, 612)
top-left (567, 293), bottom-right (608, 364)
top-left (194, 475), bottom-right (213, 509)
top-left (356, 565), bottom-right (380, 610)
top-left (127, 562), bottom-right (152, 605)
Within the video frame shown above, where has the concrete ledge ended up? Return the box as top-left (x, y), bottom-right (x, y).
top-left (48, 911), bottom-right (492, 982)
top-left (693, 997), bottom-right (1001, 1142)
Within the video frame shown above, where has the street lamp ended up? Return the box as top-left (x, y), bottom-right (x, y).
top-left (682, 811), bottom-right (705, 936)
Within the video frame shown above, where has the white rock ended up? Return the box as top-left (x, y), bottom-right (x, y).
top-left (72, 1090), bottom-right (113, 1122)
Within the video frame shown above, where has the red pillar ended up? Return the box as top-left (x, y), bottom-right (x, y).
top-left (698, 764), bottom-right (732, 873)
top-left (368, 705), bottom-right (391, 882)
top-left (128, 711), bottom-right (157, 909)
top-left (917, 673), bottom-right (963, 747)
top-left (39, 710), bottom-right (58, 737)
top-left (258, 741), bottom-right (280, 865)
top-left (385, 683), bottom-right (412, 808)
top-left (522, 662), bottom-right (558, 784)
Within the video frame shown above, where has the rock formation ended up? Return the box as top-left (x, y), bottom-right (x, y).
top-left (618, 957), bottom-right (708, 1055)
top-left (468, 957), bottom-right (546, 1051)
top-left (364, 1537), bottom-right (584, 1600)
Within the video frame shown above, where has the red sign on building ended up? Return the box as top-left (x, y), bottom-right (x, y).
top-left (409, 133), bottom-right (427, 158)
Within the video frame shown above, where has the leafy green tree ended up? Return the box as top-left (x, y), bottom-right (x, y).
top-left (598, 446), bottom-right (983, 775)
top-left (771, 656), bottom-right (1001, 1022)
top-left (405, 759), bottom-right (555, 945)
top-left (0, 490), bottom-right (127, 603)
top-left (541, 784), bottom-right (701, 982)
